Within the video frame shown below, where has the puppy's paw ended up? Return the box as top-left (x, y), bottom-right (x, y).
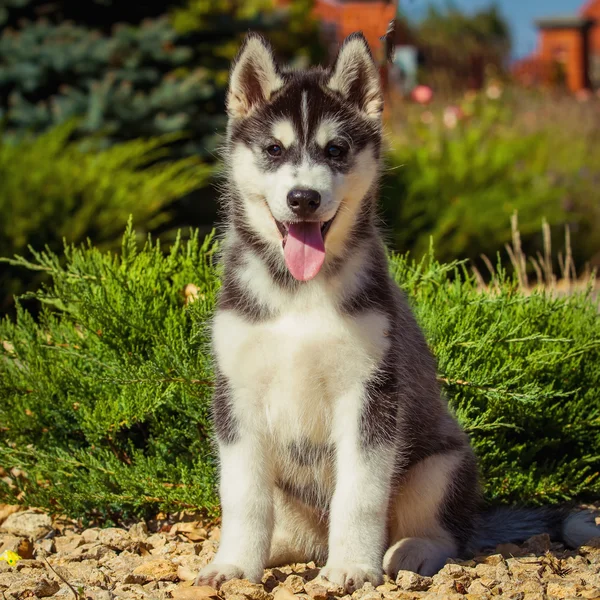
top-left (194, 563), bottom-right (247, 588)
top-left (383, 537), bottom-right (454, 578)
top-left (320, 564), bottom-right (383, 593)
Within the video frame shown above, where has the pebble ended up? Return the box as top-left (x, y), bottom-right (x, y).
top-left (131, 558), bottom-right (179, 582)
top-left (0, 510), bottom-right (52, 540)
top-left (0, 504), bottom-right (599, 599)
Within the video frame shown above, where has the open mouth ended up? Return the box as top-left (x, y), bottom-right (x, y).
top-left (271, 214), bottom-right (337, 282)
top-left (274, 216), bottom-right (336, 246)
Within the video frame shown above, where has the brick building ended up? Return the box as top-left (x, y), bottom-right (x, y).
top-left (513, 0), bottom-right (600, 92)
top-left (312, 0), bottom-right (397, 61)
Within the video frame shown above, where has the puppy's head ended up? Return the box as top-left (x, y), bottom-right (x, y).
top-left (225, 32), bottom-right (383, 282)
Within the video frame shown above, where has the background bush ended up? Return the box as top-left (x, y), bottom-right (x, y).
top-left (0, 0), bottom-right (322, 155)
top-left (0, 121), bottom-right (210, 313)
top-left (1, 225), bottom-right (599, 522)
top-left (381, 88), bottom-right (600, 273)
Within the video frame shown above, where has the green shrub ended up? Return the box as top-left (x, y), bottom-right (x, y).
top-left (0, 122), bottom-right (210, 312)
top-left (1, 225), bottom-right (599, 522)
top-left (381, 93), bottom-right (566, 264)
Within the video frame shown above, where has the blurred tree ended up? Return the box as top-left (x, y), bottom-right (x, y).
top-left (413, 3), bottom-right (511, 92)
top-left (0, 0), bottom-right (323, 157)
top-left (0, 121), bottom-right (210, 313)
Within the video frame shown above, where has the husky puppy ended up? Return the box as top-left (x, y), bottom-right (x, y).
top-left (196, 32), bottom-right (599, 591)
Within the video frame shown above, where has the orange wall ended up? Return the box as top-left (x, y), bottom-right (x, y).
top-left (539, 28), bottom-right (587, 91)
top-left (313, 1), bottom-right (396, 59)
top-left (582, 0), bottom-right (600, 53)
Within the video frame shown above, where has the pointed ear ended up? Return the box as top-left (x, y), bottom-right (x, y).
top-left (327, 33), bottom-right (383, 118)
top-left (227, 33), bottom-right (283, 119)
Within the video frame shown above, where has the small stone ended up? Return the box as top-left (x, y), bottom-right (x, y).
top-left (103, 552), bottom-right (145, 582)
top-left (352, 592), bottom-right (382, 600)
top-left (0, 534), bottom-right (34, 559)
top-left (54, 533), bottom-right (83, 554)
top-left (304, 581), bottom-right (328, 600)
top-left (146, 532), bottom-right (168, 549)
top-left (132, 558), bottom-right (178, 582)
top-left (7, 576), bottom-right (60, 598)
top-left (81, 528), bottom-right (101, 544)
top-left (441, 564), bottom-right (467, 577)
top-left (35, 538), bottom-right (56, 555)
top-left (113, 583), bottom-right (155, 599)
top-left (517, 580), bottom-right (544, 594)
top-left (220, 579), bottom-right (273, 600)
top-left (67, 542), bottom-right (113, 561)
top-left (495, 563), bottom-right (511, 582)
top-left (283, 575), bottom-right (306, 594)
top-left (99, 527), bottom-right (131, 551)
top-left (475, 564), bottom-right (497, 579)
top-left (172, 585), bottom-right (221, 600)
top-left (144, 580), bottom-right (159, 591)
top-left (496, 543), bottom-right (523, 558)
top-left (273, 586), bottom-right (299, 600)
top-left (523, 534), bottom-right (551, 555)
top-left (396, 570), bottom-right (432, 591)
top-left (14, 559), bottom-right (45, 571)
top-left (468, 579), bottom-right (492, 595)
top-left (129, 522), bottom-right (149, 543)
top-left (59, 561), bottom-right (109, 586)
top-left (86, 590), bottom-right (114, 600)
top-left (0, 505), bottom-right (21, 526)
top-left (483, 554), bottom-right (505, 566)
top-left (171, 522), bottom-right (209, 542)
top-left (546, 580), bottom-right (581, 598)
top-left (0, 510), bottom-right (52, 540)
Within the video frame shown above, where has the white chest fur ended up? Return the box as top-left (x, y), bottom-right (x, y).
top-left (213, 291), bottom-right (390, 446)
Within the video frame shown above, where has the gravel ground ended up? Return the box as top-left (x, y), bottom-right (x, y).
top-left (1, 505), bottom-right (600, 600)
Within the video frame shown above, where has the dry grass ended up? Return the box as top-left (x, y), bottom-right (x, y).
top-left (473, 211), bottom-right (598, 297)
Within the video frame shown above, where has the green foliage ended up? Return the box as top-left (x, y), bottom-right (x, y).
top-left (396, 255), bottom-right (600, 503)
top-left (408, 3), bottom-right (511, 92)
top-left (382, 92), bottom-right (566, 264)
top-left (0, 1), bottom-right (323, 156)
top-left (0, 224), bottom-right (220, 521)
top-left (0, 17), bottom-right (225, 156)
top-left (1, 226), bottom-right (599, 521)
top-left (0, 121), bottom-right (210, 311)
top-left (416, 3), bottom-right (511, 58)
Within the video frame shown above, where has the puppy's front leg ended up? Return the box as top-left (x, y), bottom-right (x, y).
top-left (321, 385), bottom-right (395, 592)
top-left (196, 434), bottom-right (274, 587)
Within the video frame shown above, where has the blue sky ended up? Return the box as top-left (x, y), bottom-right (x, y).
top-left (400, 0), bottom-right (585, 58)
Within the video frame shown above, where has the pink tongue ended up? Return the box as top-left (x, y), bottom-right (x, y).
top-left (284, 222), bottom-right (325, 281)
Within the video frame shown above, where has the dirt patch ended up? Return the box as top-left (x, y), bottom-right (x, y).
top-left (1, 506), bottom-right (600, 599)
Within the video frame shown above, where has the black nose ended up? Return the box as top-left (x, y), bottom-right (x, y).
top-left (287, 188), bottom-right (321, 217)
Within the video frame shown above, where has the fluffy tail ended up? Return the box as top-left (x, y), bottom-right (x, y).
top-left (475, 507), bottom-right (600, 551)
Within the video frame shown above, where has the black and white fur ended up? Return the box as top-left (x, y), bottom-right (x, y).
top-left (195, 32), bottom-right (599, 591)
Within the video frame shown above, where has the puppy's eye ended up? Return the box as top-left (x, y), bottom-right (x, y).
top-left (326, 145), bottom-right (344, 158)
top-left (266, 144), bottom-right (282, 157)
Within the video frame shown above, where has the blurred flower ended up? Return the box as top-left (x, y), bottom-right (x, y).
top-left (464, 90), bottom-right (478, 102)
top-left (486, 82), bottom-right (502, 100)
top-left (575, 89), bottom-right (592, 102)
top-left (420, 111), bottom-right (434, 125)
top-left (443, 106), bottom-right (464, 129)
top-left (411, 85), bottom-right (433, 105)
